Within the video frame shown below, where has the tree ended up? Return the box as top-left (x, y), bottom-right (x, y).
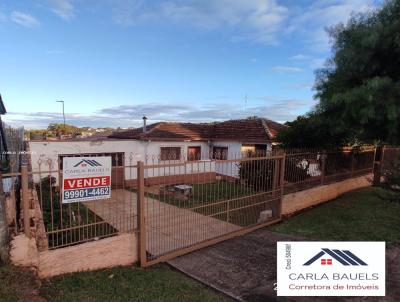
top-left (47, 123), bottom-right (80, 136)
top-left (315, 0), bottom-right (400, 145)
top-left (276, 112), bottom-right (350, 148)
top-left (278, 0), bottom-right (400, 147)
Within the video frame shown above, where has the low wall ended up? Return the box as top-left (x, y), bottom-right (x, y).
top-left (11, 232), bottom-right (138, 278)
top-left (282, 173), bottom-right (372, 215)
top-left (38, 233), bottom-right (137, 278)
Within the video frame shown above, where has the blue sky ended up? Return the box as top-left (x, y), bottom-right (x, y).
top-left (0, 0), bottom-right (379, 129)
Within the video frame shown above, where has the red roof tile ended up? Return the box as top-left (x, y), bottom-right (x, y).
top-left (109, 118), bottom-right (286, 142)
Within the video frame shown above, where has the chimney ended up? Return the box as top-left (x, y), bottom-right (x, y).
top-left (142, 116), bottom-right (147, 133)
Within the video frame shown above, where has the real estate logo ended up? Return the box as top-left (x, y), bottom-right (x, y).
top-left (62, 156), bottom-right (112, 204)
top-left (277, 242), bottom-right (385, 296)
top-left (303, 248), bottom-right (368, 266)
top-left (73, 159), bottom-right (102, 167)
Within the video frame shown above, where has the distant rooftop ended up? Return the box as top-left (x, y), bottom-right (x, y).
top-left (0, 94), bottom-right (7, 115)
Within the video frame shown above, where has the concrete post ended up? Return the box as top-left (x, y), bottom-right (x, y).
top-left (0, 172), bottom-right (9, 263)
top-left (21, 166), bottom-right (30, 238)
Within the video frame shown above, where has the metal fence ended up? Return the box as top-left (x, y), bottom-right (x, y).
top-left (139, 154), bottom-right (284, 266)
top-left (2, 146), bottom-right (379, 259)
top-left (382, 146), bottom-right (400, 171)
top-left (281, 147), bottom-right (376, 193)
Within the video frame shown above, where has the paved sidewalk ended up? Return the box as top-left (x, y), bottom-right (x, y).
top-left (168, 229), bottom-right (400, 302)
top-left (85, 189), bottom-right (241, 257)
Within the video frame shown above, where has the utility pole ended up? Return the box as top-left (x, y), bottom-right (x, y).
top-left (56, 100), bottom-right (66, 132)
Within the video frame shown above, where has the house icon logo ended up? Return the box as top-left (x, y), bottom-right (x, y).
top-left (73, 159), bottom-right (102, 167)
top-left (303, 248), bottom-right (368, 266)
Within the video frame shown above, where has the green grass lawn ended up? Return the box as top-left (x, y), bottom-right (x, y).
top-left (0, 263), bottom-right (231, 302)
top-left (146, 181), bottom-right (277, 226)
top-left (269, 187), bottom-right (400, 245)
top-left (146, 181), bottom-right (254, 208)
top-left (40, 264), bottom-right (230, 302)
top-left (0, 265), bottom-right (41, 302)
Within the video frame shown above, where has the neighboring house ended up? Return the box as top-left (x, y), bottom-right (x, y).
top-left (28, 118), bottom-right (285, 186)
top-left (0, 94), bottom-right (8, 166)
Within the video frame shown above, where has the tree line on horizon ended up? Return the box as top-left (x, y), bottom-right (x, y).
top-left (26, 123), bottom-right (115, 139)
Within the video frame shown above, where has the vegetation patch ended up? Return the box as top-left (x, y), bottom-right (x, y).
top-left (40, 264), bottom-right (230, 302)
top-left (269, 187), bottom-right (400, 245)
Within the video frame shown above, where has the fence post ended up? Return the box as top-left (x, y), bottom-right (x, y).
top-left (373, 145), bottom-right (384, 186)
top-left (0, 171), bottom-right (10, 262)
top-left (278, 154), bottom-right (286, 218)
top-left (226, 200), bottom-right (230, 223)
top-left (350, 150), bottom-right (355, 178)
top-left (21, 165), bottom-right (30, 238)
top-left (320, 151), bottom-right (326, 185)
top-left (272, 150), bottom-right (282, 198)
top-left (137, 161), bottom-right (146, 267)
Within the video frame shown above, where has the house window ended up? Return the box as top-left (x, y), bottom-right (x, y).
top-left (187, 146), bottom-right (201, 161)
top-left (160, 147), bottom-right (181, 161)
top-left (241, 145), bottom-right (256, 157)
top-left (213, 146), bottom-right (228, 160)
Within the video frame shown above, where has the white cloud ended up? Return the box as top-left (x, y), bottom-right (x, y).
top-left (10, 11), bottom-right (40, 28)
top-left (112, 0), bottom-right (289, 44)
top-left (0, 9), bottom-right (7, 22)
top-left (45, 49), bottom-right (66, 55)
top-left (310, 58), bottom-right (325, 69)
top-left (272, 66), bottom-right (303, 73)
top-left (110, 0), bottom-right (376, 48)
top-left (4, 99), bottom-right (307, 128)
top-left (48, 0), bottom-right (75, 20)
top-left (287, 0), bottom-right (376, 52)
top-left (290, 54), bottom-right (309, 60)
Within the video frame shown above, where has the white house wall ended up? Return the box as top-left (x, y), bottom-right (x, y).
top-left (28, 140), bottom-right (144, 183)
top-left (28, 139), bottom-right (270, 183)
top-left (28, 140), bottom-right (215, 183)
top-left (143, 141), bottom-right (214, 177)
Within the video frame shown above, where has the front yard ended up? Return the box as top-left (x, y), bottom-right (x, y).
top-left (269, 187), bottom-right (400, 245)
top-left (146, 180), bottom-right (279, 226)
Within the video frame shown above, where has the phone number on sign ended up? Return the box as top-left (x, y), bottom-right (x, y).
top-left (64, 187), bottom-right (110, 200)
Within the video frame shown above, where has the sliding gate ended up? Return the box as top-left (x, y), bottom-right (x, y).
top-left (137, 154), bottom-right (285, 267)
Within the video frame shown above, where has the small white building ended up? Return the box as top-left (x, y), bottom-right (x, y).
top-left (28, 118), bottom-right (285, 187)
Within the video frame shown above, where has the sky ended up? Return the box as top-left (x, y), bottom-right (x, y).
top-left (0, 0), bottom-right (380, 129)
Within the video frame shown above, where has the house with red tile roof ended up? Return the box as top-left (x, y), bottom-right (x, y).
top-left (27, 117), bottom-right (285, 186)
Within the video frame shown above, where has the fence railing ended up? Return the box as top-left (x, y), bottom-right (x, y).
top-left (1, 146), bottom-right (380, 251)
top-left (140, 154), bottom-right (285, 265)
top-left (382, 146), bottom-right (400, 170)
top-left (283, 147), bottom-right (376, 193)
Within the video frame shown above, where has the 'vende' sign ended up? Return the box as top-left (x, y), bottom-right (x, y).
top-left (62, 157), bottom-right (112, 203)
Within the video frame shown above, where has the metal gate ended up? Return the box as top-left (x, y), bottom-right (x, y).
top-left (137, 154), bottom-right (285, 267)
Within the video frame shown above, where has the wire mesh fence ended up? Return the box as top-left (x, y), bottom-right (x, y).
top-left (382, 146), bottom-right (400, 171)
top-left (280, 147), bottom-right (375, 193)
top-left (142, 153), bottom-right (284, 262)
top-left (2, 146), bottom-right (379, 252)
top-left (28, 154), bottom-right (138, 249)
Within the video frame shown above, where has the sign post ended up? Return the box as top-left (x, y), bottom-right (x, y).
top-left (62, 156), bottom-right (112, 204)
